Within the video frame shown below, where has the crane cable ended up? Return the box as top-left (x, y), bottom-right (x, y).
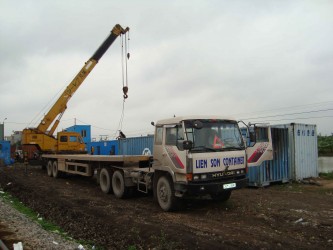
top-left (122, 31), bottom-right (129, 99)
top-left (115, 31), bottom-right (130, 138)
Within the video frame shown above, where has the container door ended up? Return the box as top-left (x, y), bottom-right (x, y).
top-left (246, 126), bottom-right (273, 167)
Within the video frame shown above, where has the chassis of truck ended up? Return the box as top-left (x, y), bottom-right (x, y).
top-left (42, 116), bottom-right (272, 211)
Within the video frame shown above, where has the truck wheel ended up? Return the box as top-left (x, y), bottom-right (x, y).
top-left (210, 190), bottom-right (232, 202)
top-left (47, 161), bottom-right (53, 177)
top-left (156, 175), bottom-right (177, 212)
top-left (112, 170), bottom-right (126, 198)
top-left (100, 168), bottom-right (112, 193)
top-left (52, 161), bottom-right (61, 178)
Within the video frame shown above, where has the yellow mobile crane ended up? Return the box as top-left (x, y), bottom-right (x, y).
top-left (22, 24), bottom-right (129, 155)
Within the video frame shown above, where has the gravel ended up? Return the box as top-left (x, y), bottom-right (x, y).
top-left (0, 196), bottom-right (82, 250)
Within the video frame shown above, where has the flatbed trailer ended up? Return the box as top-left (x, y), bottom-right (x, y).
top-left (42, 154), bottom-right (154, 197)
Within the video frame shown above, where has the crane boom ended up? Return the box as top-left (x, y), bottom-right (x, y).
top-left (37, 24), bottom-right (129, 135)
top-left (22, 24), bottom-right (129, 156)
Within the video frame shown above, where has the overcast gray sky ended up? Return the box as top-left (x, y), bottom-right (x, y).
top-left (1, 0), bottom-right (333, 139)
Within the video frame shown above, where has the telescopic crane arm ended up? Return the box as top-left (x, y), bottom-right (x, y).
top-left (37, 24), bottom-right (129, 136)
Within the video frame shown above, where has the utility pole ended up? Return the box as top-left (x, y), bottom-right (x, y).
top-left (1, 118), bottom-right (7, 140)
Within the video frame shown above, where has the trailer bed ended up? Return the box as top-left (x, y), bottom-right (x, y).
top-left (42, 154), bottom-right (151, 163)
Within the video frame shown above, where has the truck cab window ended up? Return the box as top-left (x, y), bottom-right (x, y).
top-left (166, 127), bottom-right (177, 145)
top-left (60, 136), bottom-right (68, 142)
top-left (155, 127), bottom-right (163, 145)
top-left (70, 136), bottom-right (78, 142)
top-left (166, 126), bottom-right (184, 148)
top-left (255, 127), bottom-right (269, 142)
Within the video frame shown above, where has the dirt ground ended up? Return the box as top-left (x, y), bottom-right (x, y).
top-left (0, 164), bottom-right (332, 250)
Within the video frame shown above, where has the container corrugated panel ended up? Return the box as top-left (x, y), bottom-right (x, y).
top-left (247, 127), bottom-right (290, 187)
top-left (291, 123), bottom-right (318, 180)
top-left (247, 161), bottom-right (271, 187)
top-left (271, 127), bottom-right (290, 183)
top-left (119, 136), bottom-right (154, 155)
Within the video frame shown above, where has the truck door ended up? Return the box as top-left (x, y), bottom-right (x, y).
top-left (153, 125), bottom-right (186, 171)
top-left (246, 126), bottom-right (273, 167)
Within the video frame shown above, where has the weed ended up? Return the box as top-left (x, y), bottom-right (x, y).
top-left (319, 172), bottom-right (333, 180)
top-left (150, 230), bottom-right (180, 250)
top-left (128, 227), bottom-right (144, 250)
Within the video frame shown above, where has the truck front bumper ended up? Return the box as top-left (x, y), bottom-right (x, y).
top-left (174, 177), bottom-right (248, 197)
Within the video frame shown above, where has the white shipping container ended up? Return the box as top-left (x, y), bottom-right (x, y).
top-left (290, 123), bottom-right (318, 180)
top-left (271, 123), bottom-right (318, 181)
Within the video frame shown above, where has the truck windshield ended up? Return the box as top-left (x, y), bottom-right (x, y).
top-left (184, 119), bottom-right (245, 152)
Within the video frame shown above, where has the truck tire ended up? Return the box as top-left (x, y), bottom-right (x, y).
top-left (156, 175), bottom-right (178, 212)
top-left (47, 160), bottom-right (53, 177)
top-left (112, 170), bottom-right (126, 198)
top-left (210, 190), bottom-right (232, 202)
top-left (52, 161), bottom-right (61, 178)
top-left (100, 168), bottom-right (112, 194)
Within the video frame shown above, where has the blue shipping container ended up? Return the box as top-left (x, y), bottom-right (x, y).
top-left (0, 140), bottom-right (13, 166)
top-left (86, 140), bottom-right (119, 155)
top-left (247, 127), bottom-right (290, 187)
top-left (65, 125), bottom-right (91, 144)
top-left (247, 123), bottom-right (318, 186)
top-left (119, 135), bottom-right (154, 155)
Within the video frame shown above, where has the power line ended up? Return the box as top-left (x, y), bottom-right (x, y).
top-left (241, 108), bottom-right (333, 120)
top-left (232, 100), bottom-right (333, 117)
top-left (75, 119), bottom-right (116, 132)
top-left (243, 115), bottom-right (333, 123)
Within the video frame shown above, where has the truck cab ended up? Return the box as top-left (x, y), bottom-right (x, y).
top-left (152, 116), bottom-right (249, 210)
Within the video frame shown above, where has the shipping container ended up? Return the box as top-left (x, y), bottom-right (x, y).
top-left (247, 127), bottom-right (290, 187)
top-left (289, 123), bottom-right (318, 180)
top-left (0, 140), bottom-right (13, 166)
top-left (118, 135), bottom-right (154, 155)
top-left (86, 140), bottom-right (119, 155)
top-left (247, 123), bottom-right (318, 186)
top-left (65, 125), bottom-right (91, 144)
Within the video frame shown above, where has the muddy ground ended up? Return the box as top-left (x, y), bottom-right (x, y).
top-left (0, 164), bottom-right (332, 250)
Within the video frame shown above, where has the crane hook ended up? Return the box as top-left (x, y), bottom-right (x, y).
top-left (123, 86), bottom-right (128, 99)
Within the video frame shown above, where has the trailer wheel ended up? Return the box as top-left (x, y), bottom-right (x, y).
top-left (210, 190), bottom-right (232, 202)
top-left (52, 161), bottom-right (61, 178)
top-left (156, 175), bottom-right (178, 212)
top-left (112, 170), bottom-right (126, 198)
top-left (47, 161), bottom-right (53, 177)
top-left (100, 168), bottom-right (112, 194)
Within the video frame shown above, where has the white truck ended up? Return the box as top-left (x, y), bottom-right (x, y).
top-left (42, 115), bottom-right (273, 211)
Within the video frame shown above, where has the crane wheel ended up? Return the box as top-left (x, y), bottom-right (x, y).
top-left (47, 161), bottom-right (53, 177)
top-left (52, 161), bottom-right (61, 178)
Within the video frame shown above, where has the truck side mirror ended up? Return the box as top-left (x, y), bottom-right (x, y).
top-left (193, 120), bottom-right (203, 129)
top-left (183, 140), bottom-right (193, 150)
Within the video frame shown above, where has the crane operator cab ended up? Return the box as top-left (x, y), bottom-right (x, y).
top-left (57, 131), bottom-right (85, 153)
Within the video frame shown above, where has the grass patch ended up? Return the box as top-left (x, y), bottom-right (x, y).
top-left (319, 172), bottom-right (333, 180)
top-left (0, 189), bottom-right (68, 237)
top-left (150, 230), bottom-right (180, 250)
top-left (0, 188), bottom-right (102, 249)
